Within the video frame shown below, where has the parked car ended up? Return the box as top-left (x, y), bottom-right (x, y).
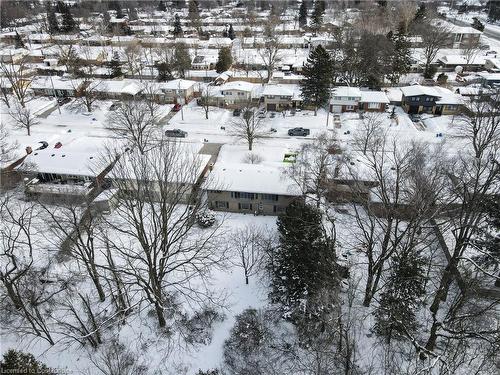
top-left (173, 103), bottom-right (182, 112)
top-left (270, 128), bottom-right (277, 133)
top-left (54, 142), bottom-right (63, 148)
top-left (57, 97), bottom-right (71, 106)
top-left (410, 114), bottom-right (422, 122)
top-left (109, 102), bottom-right (121, 111)
top-left (270, 112), bottom-right (276, 118)
top-left (37, 141), bottom-right (48, 150)
top-left (233, 108), bottom-right (241, 116)
top-left (288, 127), bottom-right (310, 136)
top-left (258, 112), bottom-right (266, 118)
top-left (165, 129), bottom-right (187, 138)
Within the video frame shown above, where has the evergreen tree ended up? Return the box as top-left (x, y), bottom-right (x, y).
top-left (173, 43), bottom-right (192, 78)
top-left (300, 45), bottom-right (332, 115)
top-left (108, 0), bottom-right (124, 18)
top-left (188, 0), bottom-right (201, 31)
top-left (173, 14), bottom-right (183, 36)
top-left (222, 27), bottom-right (228, 38)
top-left (128, 7), bottom-right (139, 21)
top-left (215, 47), bottom-right (232, 73)
top-left (60, 2), bottom-right (77, 33)
top-left (109, 52), bottom-right (123, 78)
top-left (475, 196), bottom-right (500, 287)
top-left (387, 25), bottom-right (411, 84)
top-left (374, 248), bottom-right (426, 343)
top-left (103, 11), bottom-right (111, 31)
top-left (298, 0), bottom-right (308, 28)
top-left (311, 0), bottom-right (325, 32)
top-left (227, 24), bottom-right (235, 40)
top-left (156, 61), bottom-right (174, 81)
top-left (158, 0), bottom-right (167, 11)
top-left (14, 32), bottom-right (25, 49)
top-left (46, 2), bottom-right (59, 34)
top-left (271, 200), bottom-right (339, 318)
top-left (472, 17), bottom-right (485, 32)
top-left (488, 1), bottom-right (500, 21)
top-left (413, 3), bottom-right (426, 23)
top-left (0, 350), bottom-right (55, 375)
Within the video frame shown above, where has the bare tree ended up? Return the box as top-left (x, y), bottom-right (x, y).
top-left (462, 36), bottom-right (482, 72)
top-left (0, 122), bottom-right (19, 165)
top-left (257, 33), bottom-right (281, 84)
top-left (231, 225), bottom-right (263, 285)
top-left (74, 79), bottom-right (102, 112)
top-left (416, 22), bottom-right (450, 78)
top-left (100, 139), bottom-right (225, 328)
top-left (353, 112), bottom-right (385, 155)
top-left (43, 203), bottom-right (106, 302)
top-left (9, 100), bottom-right (39, 136)
top-left (90, 340), bottom-right (147, 375)
top-left (420, 92), bottom-right (500, 359)
top-left (0, 195), bottom-right (58, 345)
top-left (230, 106), bottom-right (268, 151)
top-left (284, 132), bottom-right (338, 207)
top-left (105, 99), bottom-right (159, 154)
top-left (123, 41), bottom-right (143, 78)
top-left (199, 85), bottom-right (213, 120)
top-left (0, 56), bottom-right (32, 107)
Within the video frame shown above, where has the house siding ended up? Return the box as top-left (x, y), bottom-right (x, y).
top-left (207, 190), bottom-right (298, 215)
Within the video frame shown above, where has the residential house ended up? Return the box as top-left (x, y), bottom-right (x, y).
top-left (30, 76), bottom-right (85, 98)
top-left (359, 91), bottom-right (390, 112)
top-left (329, 87), bottom-right (362, 113)
top-left (400, 85), bottom-right (462, 115)
top-left (160, 79), bottom-right (198, 103)
top-left (206, 162), bottom-right (301, 215)
top-left (219, 80), bottom-right (257, 107)
top-left (262, 84), bottom-right (296, 111)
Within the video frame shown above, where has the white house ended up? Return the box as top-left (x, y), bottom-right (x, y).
top-left (329, 87), bottom-right (362, 113)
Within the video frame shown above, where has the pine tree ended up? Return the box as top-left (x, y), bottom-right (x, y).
top-left (60, 2), bottom-right (77, 33)
top-left (46, 2), bottom-right (59, 34)
top-left (173, 14), bottom-right (183, 36)
top-left (0, 350), bottom-right (55, 374)
top-left (156, 61), bottom-right (174, 81)
top-left (298, 0), bottom-right (308, 28)
top-left (109, 52), bottom-right (123, 78)
top-left (271, 200), bottom-right (339, 318)
top-left (228, 24), bottom-right (235, 40)
top-left (374, 248), bottom-right (426, 343)
top-left (158, 0), bottom-right (167, 12)
top-left (311, 0), bottom-right (325, 32)
top-left (300, 45), bottom-right (332, 115)
top-left (14, 32), bottom-right (25, 49)
top-left (472, 17), bottom-right (485, 32)
top-left (215, 47), bottom-right (232, 73)
top-left (413, 3), bottom-right (426, 23)
top-left (188, 0), bottom-right (201, 31)
top-left (173, 43), bottom-right (192, 78)
top-left (387, 25), bottom-right (411, 84)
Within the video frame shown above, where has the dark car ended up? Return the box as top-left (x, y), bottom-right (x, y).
top-left (173, 103), bottom-right (182, 112)
top-left (37, 141), bottom-right (48, 150)
top-left (57, 97), bottom-right (71, 106)
top-left (410, 114), bottom-right (422, 122)
top-left (233, 108), bottom-right (241, 116)
top-left (165, 129), bottom-right (187, 138)
top-left (288, 127), bottom-right (310, 136)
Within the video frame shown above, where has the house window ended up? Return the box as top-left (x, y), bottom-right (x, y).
top-left (444, 105), bottom-right (457, 110)
top-left (231, 192), bottom-right (255, 200)
top-left (280, 96), bottom-right (290, 100)
top-left (273, 205), bottom-right (285, 213)
top-left (238, 202), bottom-right (253, 210)
top-left (346, 105), bottom-right (354, 110)
top-left (238, 92), bottom-right (245, 96)
top-left (261, 194), bottom-right (278, 201)
top-left (368, 102), bottom-right (379, 109)
top-left (216, 201), bottom-right (229, 208)
top-left (267, 95), bottom-right (275, 99)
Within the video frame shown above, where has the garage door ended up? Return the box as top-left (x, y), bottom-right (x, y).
top-left (267, 103), bottom-right (277, 111)
top-left (330, 105), bottom-right (342, 113)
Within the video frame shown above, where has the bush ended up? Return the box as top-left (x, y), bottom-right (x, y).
top-left (179, 306), bottom-right (224, 345)
top-left (437, 73), bottom-right (448, 84)
top-left (196, 211), bottom-right (216, 228)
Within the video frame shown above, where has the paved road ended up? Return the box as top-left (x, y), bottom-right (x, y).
top-left (447, 16), bottom-right (500, 41)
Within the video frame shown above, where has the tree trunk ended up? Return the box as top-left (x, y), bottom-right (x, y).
top-left (495, 270), bottom-right (500, 287)
top-left (248, 138), bottom-right (253, 151)
top-left (363, 270), bottom-right (374, 307)
top-left (155, 301), bottom-right (166, 327)
top-left (91, 273), bottom-right (106, 302)
top-left (4, 281), bottom-right (23, 310)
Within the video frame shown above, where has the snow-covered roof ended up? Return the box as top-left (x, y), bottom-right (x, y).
top-left (30, 76), bottom-right (83, 91)
top-left (161, 78), bottom-right (197, 90)
top-left (400, 85), bottom-right (440, 97)
top-left (220, 80), bottom-right (255, 92)
top-left (333, 87), bottom-right (362, 98)
top-left (360, 91), bottom-right (390, 104)
top-left (207, 162), bottom-right (301, 196)
top-left (262, 84), bottom-right (294, 97)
